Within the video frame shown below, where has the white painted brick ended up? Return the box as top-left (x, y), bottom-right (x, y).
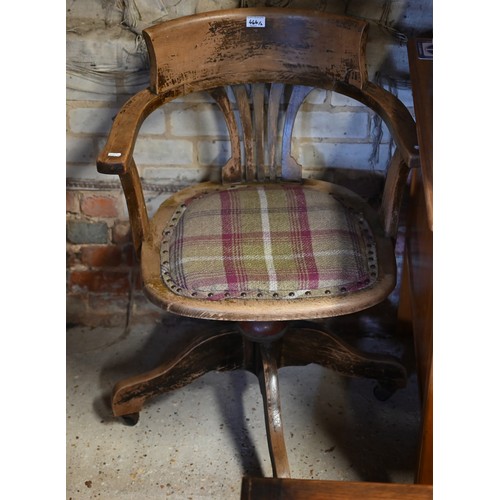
top-left (70, 104), bottom-right (165, 137)
top-left (303, 89), bottom-right (329, 105)
top-left (330, 91), bottom-right (365, 107)
top-left (170, 106), bottom-right (228, 137)
top-left (173, 91), bottom-right (217, 104)
top-left (142, 166), bottom-right (208, 184)
top-left (139, 108), bottom-right (166, 135)
top-left (393, 87), bottom-right (415, 108)
top-left (66, 164), bottom-right (99, 180)
top-left (144, 192), bottom-right (173, 218)
top-left (67, 165), bottom-right (120, 184)
top-left (133, 138), bottom-right (193, 165)
top-left (66, 137), bottom-right (96, 163)
top-left (69, 107), bottom-right (119, 135)
top-left (371, 112), bottom-right (415, 144)
top-left (198, 140), bottom-right (231, 166)
top-left (367, 112), bottom-right (392, 144)
top-left (294, 111), bottom-right (369, 139)
top-left (296, 142), bottom-right (390, 171)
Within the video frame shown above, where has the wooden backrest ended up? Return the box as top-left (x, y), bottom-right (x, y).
top-left (143, 8), bottom-right (369, 95)
top-left (143, 9), bottom-right (369, 184)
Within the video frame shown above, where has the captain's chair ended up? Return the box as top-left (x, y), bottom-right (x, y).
top-left (97, 8), bottom-right (419, 478)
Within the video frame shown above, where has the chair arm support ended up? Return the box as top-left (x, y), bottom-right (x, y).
top-left (119, 160), bottom-right (150, 256)
top-left (96, 88), bottom-right (182, 255)
top-left (96, 89), bottom-right (176, 175)
top-left (379, 148), bottom-right (410, 239)
top-left (335, 81), bottom-right (420, 170)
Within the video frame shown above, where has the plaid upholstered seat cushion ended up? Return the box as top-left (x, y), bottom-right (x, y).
top-left (160, 184), bottom-right (378, 300)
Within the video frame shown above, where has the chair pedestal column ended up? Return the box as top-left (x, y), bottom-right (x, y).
top-left (238, 322), bottom-right (292, 479)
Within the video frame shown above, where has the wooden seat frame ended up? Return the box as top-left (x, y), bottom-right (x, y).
top-left (97, 8), bottom-right (419, 479)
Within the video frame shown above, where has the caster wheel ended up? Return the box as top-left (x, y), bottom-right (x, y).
top-left (373, 383), bottom-right (397, 402)
top-left (121, 413), bottom-right (140, 426)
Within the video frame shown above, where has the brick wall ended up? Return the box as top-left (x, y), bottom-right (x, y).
top-left (66, 2), bottom-right (419, 327)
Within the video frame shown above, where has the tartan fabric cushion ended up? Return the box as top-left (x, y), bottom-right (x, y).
top-left (160, 184), bottom-right (378, 300)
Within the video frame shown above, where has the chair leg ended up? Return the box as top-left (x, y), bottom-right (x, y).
top-left (255, 341), bottom-right (291, 479)
top-left (281, 321), bottom-right (407, 397)
top-left (111, 325), bottom-right (249, 422)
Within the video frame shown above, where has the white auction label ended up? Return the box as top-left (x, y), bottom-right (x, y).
top-left (246, 16), bottom-right (266, 28)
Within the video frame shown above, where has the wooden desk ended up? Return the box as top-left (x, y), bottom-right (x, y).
top-left (241, 477), bottom-right (433, 500)
top-left (400, 38), bottom-right (433, 485)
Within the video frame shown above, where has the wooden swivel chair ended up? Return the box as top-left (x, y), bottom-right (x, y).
top-left (97, 8), bottom-right (419, 479)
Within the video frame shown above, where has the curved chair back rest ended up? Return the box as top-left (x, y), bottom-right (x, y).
top-left (143, 8), bottom-right (369, 95)
top-left (144, 9), bottom-right (368, 183)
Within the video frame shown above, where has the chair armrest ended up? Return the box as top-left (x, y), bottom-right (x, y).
top-left (96, 88), bottom-right (176, 255)
top-left (335, 81), bottom-right (420, 170)
top-left (96, 88), bottom-right (173, 175)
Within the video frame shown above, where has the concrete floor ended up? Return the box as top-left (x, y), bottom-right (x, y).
top-left (67, 291), bottom-right (421, 499)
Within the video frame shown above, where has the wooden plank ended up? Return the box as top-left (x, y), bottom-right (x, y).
top-left (403, 168), bottom-right (433, 485)
top-left (401, 38), bottom-right (433, 485)
top-left (407, 39), bottom-right (433, 229)
top-left (241, 477), bottom-right (433, 500)
top-left (416, 358), bottom-right (433, 484)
